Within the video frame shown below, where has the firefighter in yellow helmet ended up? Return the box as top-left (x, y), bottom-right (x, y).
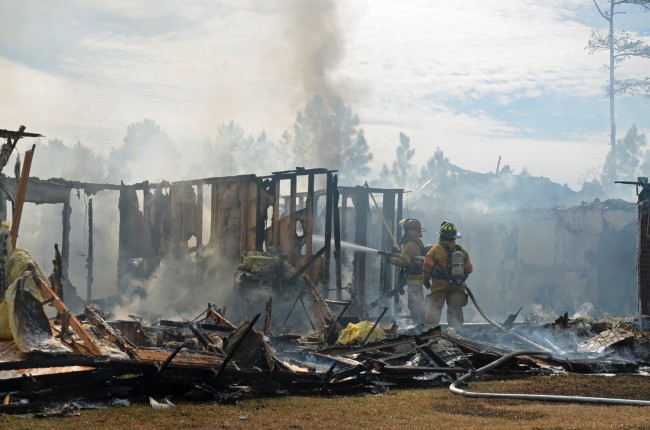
top-left (386, 218), bottom-right (427, 324)
top-left (421, 221), bottom-right (473, 329)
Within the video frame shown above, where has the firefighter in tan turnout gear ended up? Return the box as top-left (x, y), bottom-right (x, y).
top-left (421, 221), bottom-right (473, 329)
top-left (387, 218), bottom-right (427, 324)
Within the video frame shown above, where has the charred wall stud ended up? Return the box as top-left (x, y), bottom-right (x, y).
top-left (617, 177), bottom-right (650, 329)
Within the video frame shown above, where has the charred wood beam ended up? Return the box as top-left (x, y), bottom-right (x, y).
top-left (361, 306), bottom-right (389, 345)
top-left (86, 199), bottom-right (93, 301)
top-left (326, 300), bottom-right (351, 345)
top-left (283, 289), bottom-right (305, 326)
top-left (0, 355), bottom-right (109, 371)
top-left (323, 172), bottom-right (333, 296)
top-left (303, 274), bottom-right (337, 325)
top-left (211, 313), bottom-right (261, 383)
top-left (196, 184), bottom-right (203, 250)
top-left (353, 186), bottom-right (369, 317)
top-left (84, 304), bottom-right (139, 358)
top-left (394, 192), bottom-right (403, 310)
top-left (307, 352), bottom-right (364, 368)
top-left (266, 168), bottom-right (334, 179)
top-left (188, 321), bottom-right (224, 355)
top-left (332, 175), bottom-right (342, 300)
top-left (31, 275), bottom-right (102, 356)
top-left (379, 191), bottom-right (396, 304)
top-left (241, 181), bottom-right (255, 253)
top-left (49, 243), bottom-right (64, 303)
top-left (153, 341), bottom-right (188, 378)
top-left (299, 294), bottom-right (317, 331)
top-left (206, 304), bottom-right (236, 329)
top-left (339, 186), bottom-right (404, 194)
top-left (158, 319), bottom-right (235, 333)
top-left (306, 174), bottom-right (315, 257)
top-left (415, 336), bottom-right (453, 368)
top-left (0, 127), bottom-right (42, 140)
top-left (289, 176), bottom-right (297, 261)
top-left (286, 246), bottom-right (326, 284)
top-left (272, 176), bottom-right (280, 251)
top-left (0, 126), bottom-right (40, 176)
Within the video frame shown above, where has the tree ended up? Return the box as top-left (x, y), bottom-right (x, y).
top-left (293, 95), bottom-right (372, 183)
top-left (339, 129), bottom-right (373, 185)
top-left (201, 121), bottom-right (252, 177)
top-left (108, 119), bottom-right (180, 183)
top-left (587, 0), bottom-right (650, 178)
top-left (31, 138), bottom-right (106, 182)
top-left (416, 148), bottom-right (451, 200)
top-left (603, 124), bottom-right (648, 189)
top-left (249, 130), bottom-right (295, 174)
top-left (380, 132), bottom-right (415, 188)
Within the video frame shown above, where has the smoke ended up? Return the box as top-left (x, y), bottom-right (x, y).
top-left (285, 0), bottom-right (344, 106)
top-left (109, 246), bottom-right (237, 323)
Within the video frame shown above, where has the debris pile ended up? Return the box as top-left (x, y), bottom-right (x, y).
top-left (2, 279), bottom-right (650, 416)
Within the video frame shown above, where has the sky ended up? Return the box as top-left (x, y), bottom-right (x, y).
top-left (1, 0), bottom-right (649, 190)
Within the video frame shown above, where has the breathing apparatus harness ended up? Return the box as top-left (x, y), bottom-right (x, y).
top-left (430, 243), bottom-right (465, 285)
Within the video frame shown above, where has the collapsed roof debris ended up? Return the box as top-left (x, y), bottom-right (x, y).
top-left (0, 128), bottom-right (650, 416)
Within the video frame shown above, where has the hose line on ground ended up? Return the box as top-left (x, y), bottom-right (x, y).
top-left (449, 350), bottom-right (650, 406)
top-left (465, 286), bottom-right (551, 353)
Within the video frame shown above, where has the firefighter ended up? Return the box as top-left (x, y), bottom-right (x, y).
top-left (421, 221), bottom-right (473, 329)
top-left (386, 218), bottom-right (427, 324)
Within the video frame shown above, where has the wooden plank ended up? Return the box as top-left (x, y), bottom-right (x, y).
top-left (289, 176), bottom-right (297, 261)
top-left (305, 174), bottom-right (314, 257)
top-left (33, 275), bottom-right (102, 356)
top-left (133, 348), bottom-right (220, 366)
top-left (239, 180), bottom-right (249, 254)
top-left (272, 176), bottom-right (280, 252)
top-left (84, 305), bottom-right (139, 359)
top-left (210, 183), bottom-right (219, 245)
top-left (10, 145), bottom-right (35, 247)
top-left (196, 184), bottom-right (203, 249)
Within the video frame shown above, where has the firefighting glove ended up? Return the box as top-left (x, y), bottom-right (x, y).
top-left (423, 279), bottom-right (431, 290)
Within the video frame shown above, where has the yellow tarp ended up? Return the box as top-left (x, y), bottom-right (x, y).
top-left (337, 321), bottom-right (386, 345)
top-left (0, 248), bottom-right (48, 340)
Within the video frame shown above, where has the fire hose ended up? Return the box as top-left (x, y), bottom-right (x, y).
top-left (465, 286), bottom-right (551, 353)
top-left (449, 350), bottom-right (650, 406)
top-left (375, 248), bottom-right (650, 404)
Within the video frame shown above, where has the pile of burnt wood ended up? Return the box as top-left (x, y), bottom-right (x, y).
top-left (0, 303), bottom-right (646, 415)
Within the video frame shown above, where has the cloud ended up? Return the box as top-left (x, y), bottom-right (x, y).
top-left (0, 0), bottom-right (648, 190)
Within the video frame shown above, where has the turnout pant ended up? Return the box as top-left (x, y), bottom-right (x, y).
top-left (424, 283), bottom-right (468, 328)
top-left (406, 282), bottom-right (425, 324)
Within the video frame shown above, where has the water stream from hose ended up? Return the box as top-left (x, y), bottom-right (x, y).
top-left (312, 235), bottom-right (381, 255)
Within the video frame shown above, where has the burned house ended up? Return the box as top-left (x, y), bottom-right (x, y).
top-left (1, 128), bottom-right (650, 415)
top-left (0, 167), bottom-right (409, 326)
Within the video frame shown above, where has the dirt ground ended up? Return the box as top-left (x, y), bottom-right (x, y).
top-left (2, 373), bottom-right (650, 430)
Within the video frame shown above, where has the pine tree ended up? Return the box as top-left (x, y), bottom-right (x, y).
top-left (602, 123), bottom-right (647, 193)
top-left (293, 95), bottom-right (372, 183)
top-left (587, 0), bottom-right (650, 179)
top-left (108, 119), bottom-right (180, 183)
top-left (380, 132), bottom-right (415, 188)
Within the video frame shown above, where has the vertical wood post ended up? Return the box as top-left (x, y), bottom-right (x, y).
top-left (10, 144), bottom-right (35, 248)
